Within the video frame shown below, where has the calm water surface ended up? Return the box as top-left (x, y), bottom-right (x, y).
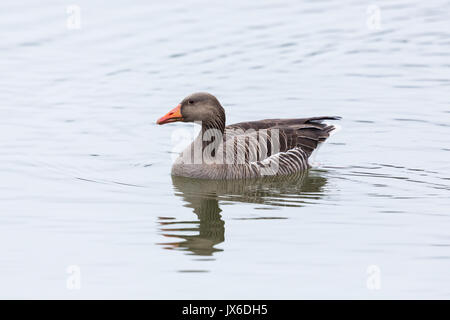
top-left (1, 0), bottom-right (449, 298)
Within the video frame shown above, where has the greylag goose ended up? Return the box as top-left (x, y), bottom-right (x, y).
top-left (157, 92), bottom-right (341, 179)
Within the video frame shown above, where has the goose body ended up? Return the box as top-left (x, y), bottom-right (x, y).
top-left (157, 93), bottom-right (340, 180)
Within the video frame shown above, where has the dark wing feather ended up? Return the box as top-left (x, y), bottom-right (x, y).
top-left (225, 116), bottom-right (341, 160)
top-left (226, 116), bottom-right (341, 131)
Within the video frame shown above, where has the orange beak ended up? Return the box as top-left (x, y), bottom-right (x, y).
top-left (156, 104), bottom-right (183, 125)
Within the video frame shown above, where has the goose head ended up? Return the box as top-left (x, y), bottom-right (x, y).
top-left (157, 92), bottom-right (225, 126)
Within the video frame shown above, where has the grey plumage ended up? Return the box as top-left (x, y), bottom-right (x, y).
top-left (159, 93), bottom-right (341, 180)
top-left (172, 116), bottom-right (341, 180)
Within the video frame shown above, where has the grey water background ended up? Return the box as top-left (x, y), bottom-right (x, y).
top-left (1, 0), bottom-right (449, 299)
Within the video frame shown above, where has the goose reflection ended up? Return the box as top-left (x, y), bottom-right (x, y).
top-left (157, 170), bottom-right (328, 257)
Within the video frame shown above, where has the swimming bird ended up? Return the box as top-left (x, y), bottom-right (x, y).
top-left (157, 92), bottom-right (340, 179)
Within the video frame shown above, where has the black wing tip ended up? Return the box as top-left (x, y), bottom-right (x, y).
top-left (307, 116), bottom-right (342, 123)
top-left (322, 116), bottom-right (342, 120)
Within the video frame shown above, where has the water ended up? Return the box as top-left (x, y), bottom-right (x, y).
top-left (1, 0), bottom-right (449, 299)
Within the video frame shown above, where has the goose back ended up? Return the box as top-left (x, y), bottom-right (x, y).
top-left (172, 116), bottom-right (341, 179)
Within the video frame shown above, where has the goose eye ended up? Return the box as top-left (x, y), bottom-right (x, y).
top-left (188, 100), bottom-right (194, 104)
